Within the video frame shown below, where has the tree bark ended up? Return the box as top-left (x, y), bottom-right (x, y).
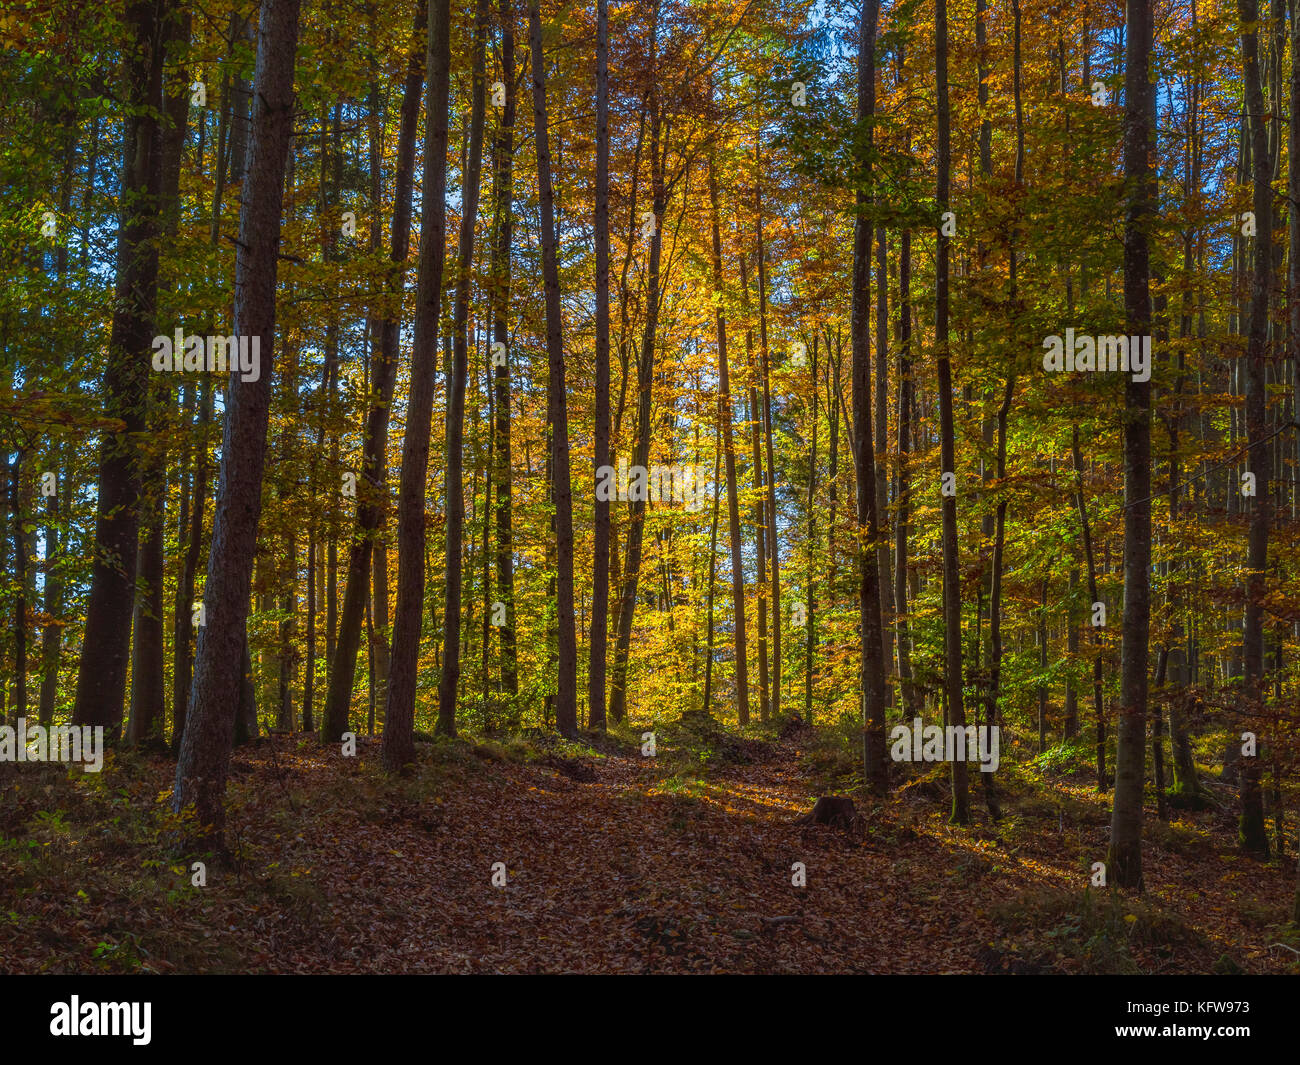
top-left (74, 0), bottom-right (170, 736)
top-left (708, 157), bottom-right (749, 725)
top-left (754, 160), bottom-right (781, 717)
top-left (322, 6), bottom-right (426, 743)
top-left (436, 0), bottom-right (489, 738)
top-left (1239, 0), bottom-right (1272, 855)
top-left (492, 0), bottom-right (519, 718)
top-left (855, 0), bottom-right (888, 797)
top-left (935, 0), bottom-right (968, 821)
top-left (130, 3), bottom-right (190, 749)
top-left (1109, 0), bottom-right (1155, 889)
top-left (173, 0), bottom-right (301, 843)
top-left (589, 0), bottom-right (612, 730)
top-left (609, 0), bottom-right (664, 726)
top-left (529, 0), bottom-right (578, 738)
top-left (385, 0), bottom-right (451, 771)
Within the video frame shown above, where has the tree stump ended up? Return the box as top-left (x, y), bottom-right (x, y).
top-left (796, 796), bottom-right (863, 833)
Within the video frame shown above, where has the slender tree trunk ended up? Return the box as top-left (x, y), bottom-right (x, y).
top-left (804, 333), bottom-right (818, 722)
top-left (1239, 0), bottom-right (1272, 854)
top-left (895, 206), bottom-right (917, 715)
top-left (173, 378), bottom-right (211, 750)
top-left (709, 158), bottom-right (749, 724)
top-left (743, 323), bottom-right (770, 723)
top-left (754, 162), bottom-right (781, 717)
top-left (874, 225), bottom-right (894, 709)
top-left (437, 0), bottom-right (489, 738)
top-left (609, 0), bottom-right (664, 726)
top-left (589, 0), bottom-right (612, 730)
top-left (1037, 580), bottom-right (1048, 751)
top-left (1065, 567), bottom-right (1079, 738)
top-left (1153, 647), bottom-right (1169, 821)
top-left (130, 3), bottom-right (190, 749)
top-left (855, 0), bottom-right (888, 797)
top-left (383, 0), bottom-right (451, 771)
top-left (529, 0), bottom-right (578, 738)
top-left (1109, 0), bottom-right (1155, 888)
top-left (492, 0), bottom-right (519, 715)
top-left (173, 0), bottom-right (301, 843)
top-left (701, 429), bottom-right (722, 712)
top-left (10, 455), bottom-right (27, 723)
top-left (38, 446), bottom-right (62, 727)
top-left (935, 0), bottom-right (968, 821)
top-left (323, 6), bottom-right (425, 741)
top-left (1289, 0), bottom-right (1300, 913)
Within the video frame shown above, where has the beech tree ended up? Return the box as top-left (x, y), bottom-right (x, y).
top-left (1108, 0), bottom-right (1156, 890)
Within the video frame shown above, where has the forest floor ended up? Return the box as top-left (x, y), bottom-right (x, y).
top-left (1, 713), bottom-right (1298, 974)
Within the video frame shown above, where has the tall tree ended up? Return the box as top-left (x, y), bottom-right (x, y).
top-left (129, 2), bottom-right (191, 749)
top-left (854, 0), bottom-right (888, 797)
top-left (589, 0), bottom-right (612, 730)
top-left (1238, 0), bottom-right (1271, 855)
top-left (73, 0), bottom-right (171, 735)
top-left (1108, 0), bottom-right (1156, 889)
top-left (437, 0), bottom-right (490, 738)
top-left (173, 0), bottom-right (302, 842)
top-left (754, 148), bottom-right (781, 717)
top-left (322, 4), bottom-right (426, 741)
top-left (384, 0), bottom-right (452, 771)
top-left (529, 0), bottom-right (578, 737)
top-left (491, 0), bottom-right (519, 715)
top-left (709, 155), bottom-right (749, 725)
top-left (935, 0), bottom-right (969, 822)
top-left (609, 0), bottom-right (664, 726)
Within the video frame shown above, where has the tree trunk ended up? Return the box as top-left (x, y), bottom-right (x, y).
top-left (437, 0), bottom-right (489, 738)
top-left (754, 162), bottom-right (781, 717)
top-left (492, 0), bottom-right (519, 718)
top-left (804, 333), bottom-right (818, 723)
top-left (173, 378), bottom-right (211, 750)
top-left (874, 224), bottom-right (894, 710)
top-left (708, 157), bottom-right (749, 725)
top-left (74, 0), bottom-right (170, 736)
top-left (38, 447), bottom-right (61, 727)
top-left (744, 331), bottom-right (770, 724)
top-left (702, 426), bottom-right (722, 712)
top-left (323, 6), bottom-right (425, 742)
top-left (173, 0), bottom-right (301, 844)
top-left (529, 0), bottom-right (578, 738)
top-left (1239, 0), bottom-right (1272, 855)
top-left (609, 0), bottom-right (664, 726)
top-left (588, 0), bottom-right (612, 730)
top-left (855, 0), bottom-right (888, 797)
top-left (935, 0), bottom-right (968, 821)
top-left (383, 0), bottom-right (452, 771)
top-left (130, 3), bottom-right (190, 749)
top-left (1109, 0), bottom-right (1155, 889)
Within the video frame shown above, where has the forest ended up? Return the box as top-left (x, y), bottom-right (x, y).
top-left (2, 0), bottom-right (1300, 980)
